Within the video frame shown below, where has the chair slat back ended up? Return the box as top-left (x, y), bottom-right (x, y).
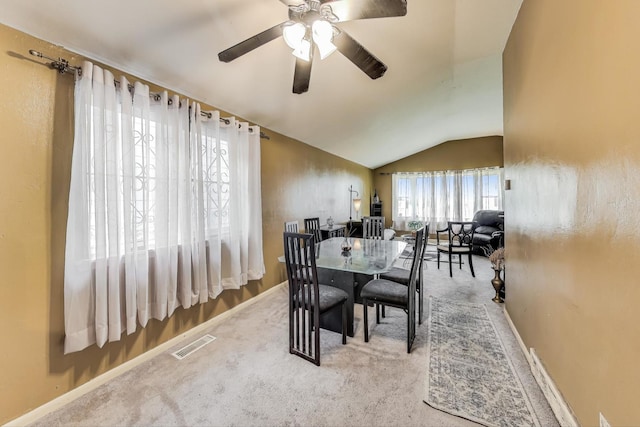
top-left (417, 223), bottom-right (430, 272)
top-left (284, 220), bottom-right (299, 233)
top-left (362, 216), bottom-right (385, 240)
top-left (304, 217), bottom-right (322, 242)
top-left (283, 232), bottom-right (321, 365)
top-left (406, 226), bottom-right (425, 344)
top-left (448, 221), bottom-right (475, 247)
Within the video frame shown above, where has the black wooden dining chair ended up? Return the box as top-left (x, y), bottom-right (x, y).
top-left (436, 221), bottom-right (476, 277)
top-left (379, 224), bottom-right (429, 324)
top-left (360, 226), bottom-right (424, 353)
top-left (283, 232), bottom-right (348, 365)
top-left (362, 216), bottom-right (385, 240)
top-left (304, 217), bottom-right (322, 242)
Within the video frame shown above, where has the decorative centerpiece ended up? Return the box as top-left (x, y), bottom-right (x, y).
top-left (489, 247), bottom-right (505, 303)
top-left (408, 220), bottom-right (424, 235)
top-left (340, 237), bottom-right (352, 255)
top-left (327, 216), bottom-right (334, 228)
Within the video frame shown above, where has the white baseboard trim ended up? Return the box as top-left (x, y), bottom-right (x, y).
top-left (503, 307), bottom-right (579, 427)
top-left (5, 282), bottom-right (286, 427)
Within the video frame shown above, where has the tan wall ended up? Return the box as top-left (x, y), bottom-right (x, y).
top-left (0, 23), bottom-right (371, 424)
top-left (261, 135), bottom-right (373, 288)
top-left (503, 1), bottom-right (640, 425)
top-left (373, 136), bottom-right (504, 229)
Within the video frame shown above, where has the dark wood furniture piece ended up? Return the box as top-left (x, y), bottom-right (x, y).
top-left (347, 220), bottom-right (363, 238)
top-left (371, 201), bottom-right (382, 217)
top-left (360, 227), bottom-right (424, 353)
top-left (436, 221), bottom-right (476, 277)
top-left (283, 232), bottom-right (348, 366)
top-left (320, 224), bottom-right (346, 240)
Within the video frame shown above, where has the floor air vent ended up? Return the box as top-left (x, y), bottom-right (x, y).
top-left (171, 334), bottom-right (216, 360)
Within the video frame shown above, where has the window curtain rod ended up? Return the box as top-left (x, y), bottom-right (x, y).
top-left (381, 166), bottom-right (502, 175)
top-left (29, 49), bottom-right (270, 140)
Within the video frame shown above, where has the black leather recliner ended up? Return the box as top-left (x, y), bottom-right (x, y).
top-left (471, 210), bottom-right (504, 255)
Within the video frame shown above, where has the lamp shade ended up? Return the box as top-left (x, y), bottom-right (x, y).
top-left (283, 23), bottom-right (306, 50)
top-left (312, 20), bottom-right (337, 60)
top-left (315, 39), bottom-right (336, 59)
top-left (353, 198), bottom-right (361, 212)
top-left (312, 20), bottom-right (333, 43)
top-left (292, 37), bottom-right (311, 61)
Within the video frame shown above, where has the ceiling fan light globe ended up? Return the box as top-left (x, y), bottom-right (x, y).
top-left (292, 38), bottom-right (311, 62)
top-left (312, 20), bottom-right (333, 44)
top-left (316, 40), bottom-right (337, 60)
top-left (283, 22), bottom-right (306, 50)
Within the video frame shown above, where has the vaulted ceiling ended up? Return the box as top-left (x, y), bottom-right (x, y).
top-left (1, 0), bottom-right (522, 168)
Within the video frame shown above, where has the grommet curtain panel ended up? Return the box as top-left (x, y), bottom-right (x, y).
top-left (64, 61), bottom-right (265, 353)
top-left (391, 167), bottom-right (504, 232)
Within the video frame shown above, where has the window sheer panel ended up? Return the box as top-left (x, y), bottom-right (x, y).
top-left (391, 168), bottom-right (504, 233)
top-left (189, 103), bottom-right (209, 305)
top-left (247, 125), bottom-right (265, 281)
top-left (64, 62), bottom-right (264, 353)
top-left (64, 62), bottom-right (96, 353)
top-left (219, 121), bottom-right (241, 295)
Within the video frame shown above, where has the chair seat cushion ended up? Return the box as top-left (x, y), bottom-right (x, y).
top-left (360, 279), bottom-right (408, 306)
top-left (297, 284), bottom-right (348, 313)
top-left (437, 244), bottom-right (472, 254)
top-left (379, 267), bottom-right (410, 285)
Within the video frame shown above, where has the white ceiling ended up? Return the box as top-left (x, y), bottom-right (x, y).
top-left (1, 0), bottom-right (522, 169)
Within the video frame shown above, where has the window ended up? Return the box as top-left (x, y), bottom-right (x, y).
top-left (391, 167), bottom-right (504, 231)
top-left (64, 62), bottom-right (265, 353)
top-left (200, 126), bottom-right (230, 235)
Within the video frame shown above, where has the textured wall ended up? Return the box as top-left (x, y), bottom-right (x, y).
top-left (503, 1), bottom-right (640, 425)
top-left (0, 23), bottom-right (371, 424)
top-left (260, 133), bottom-right (373, 291)
top-left (373, 136), bottom-right (504, 229)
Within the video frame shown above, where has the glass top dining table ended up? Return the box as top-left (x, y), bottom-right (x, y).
top-left (312, 237), bottom-right (407, 275)
top-left (278, 236), bottom-right (407, 337)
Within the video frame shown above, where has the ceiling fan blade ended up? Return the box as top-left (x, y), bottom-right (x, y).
top-left (333, 30), bottom-right (387, 79)
top-left (292, 52), bottom-right (314, 94)
top-left (280, 0), bottom-right (407, 22)
top-left (218, 23), bottom-right (286, 62)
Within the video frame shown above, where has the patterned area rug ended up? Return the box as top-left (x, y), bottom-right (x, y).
top-left (396, 245), bottom-right (447, 267)
top-left (424, 298), bottom-right (540, 427)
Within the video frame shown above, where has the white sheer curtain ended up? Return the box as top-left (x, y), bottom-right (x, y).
top-left (391, 167), bottom-right (504, 232)
top-left (64, 61), bottom-right (264, 354)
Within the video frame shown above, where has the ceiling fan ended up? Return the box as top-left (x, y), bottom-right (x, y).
top-left (218, 0), bottom-right (408, 94)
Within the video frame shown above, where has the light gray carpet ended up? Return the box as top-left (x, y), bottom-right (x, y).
top-left (425, 297), bottom-right (540, 427)
top-left (28, 254), bottom-right (559, 427)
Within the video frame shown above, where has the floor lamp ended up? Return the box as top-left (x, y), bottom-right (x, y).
top-left (348, 185), bottom-right (361, 222)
